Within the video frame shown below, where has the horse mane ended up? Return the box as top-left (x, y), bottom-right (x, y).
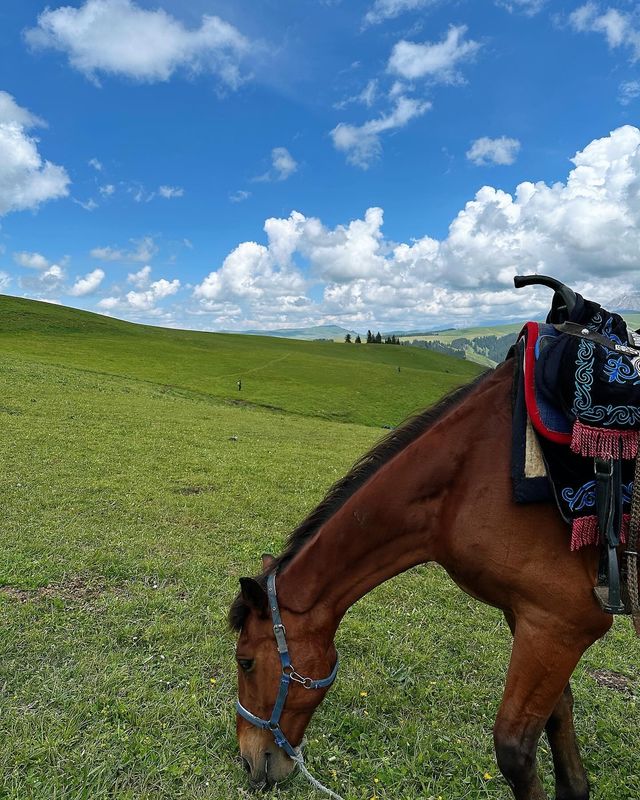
top-left (229, 369), bottom-right (490, 631)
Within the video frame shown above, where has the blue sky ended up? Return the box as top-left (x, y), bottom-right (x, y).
top-left (2, 0), bottom-right (640, 332)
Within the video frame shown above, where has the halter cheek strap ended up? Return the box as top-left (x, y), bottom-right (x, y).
top-left (236, 572), bottom-right (339, 760)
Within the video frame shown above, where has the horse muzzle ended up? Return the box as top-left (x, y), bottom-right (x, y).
top-left (240, 729), bottom-right (297, 789)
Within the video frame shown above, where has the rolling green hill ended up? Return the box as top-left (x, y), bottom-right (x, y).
top-left (401, 313), bottom-right (640, 367)
top-left (0, 295), bottom-right (482, 428)
top-left (400, 323), bottom-right (524, 367)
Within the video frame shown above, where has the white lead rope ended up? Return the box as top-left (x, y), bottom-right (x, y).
top-left (293, 754), bottom-right (346, 800)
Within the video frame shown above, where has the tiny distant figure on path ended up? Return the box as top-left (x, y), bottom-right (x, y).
top-left (237, 379), bottom-right (242, 391)
top-left (397, 366), bottom-right (401, 373)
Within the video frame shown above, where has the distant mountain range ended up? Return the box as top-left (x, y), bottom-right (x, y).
top-left (237, 324), bottom-right (360, 341)
top-left (614, 295), bottom-right (640, 312)
top-left (237, 323), bottom-right (460, 341)
top-left (237, 310), bottom-right (640, 367)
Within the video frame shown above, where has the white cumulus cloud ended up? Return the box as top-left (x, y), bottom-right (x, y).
top-left (127, 265), bottom-right (152, 288)
top-left (229, 189), bottom-right (251, 203)
top-left (194, 241), bottom-right (306, 307)
top-left (75, 197), bottom-right (98, 211)
top-left (496, 0), bottom-right (546, 15)
top-left (364, 0), bottom-right (436, 26)
top-left (191, 126), bottom-right (640, 331)
top-left (126, 278), bottom-right (180, 310)
top-left (98, 268), bottom-right (181, 314)
top-left (331, 95), bottom-right (431, 168)
top-left (19, 262), bottom-right (67, 296)
top-left (25, 0), bottom-right (251, 88)
top-left (158, 185), bottom-right (184, 198)
top-left (466, 136), bottom-right (521, 166)
top-left (619, 80), bottom-right (640, 105)
top-left (69, 268), bottom-right (105, 296)
top-left (335, 79), bottom-right (379, 110)
top-left (388, 25), bottom-right (481, 84)
top-left (271, 148), bottom-right (298, 181)
top-left (569, 3), bottom-right (640, 61)
top-left (91, 236), bottom-right (156, 262)
top-left (0, 92), bottom-right (45, 128)
top-left (0, 272), bottom-right (11, 291)
top-left (0, 91), bottom-right (70, 216)
top-left (14, 250), bottom-right (51, 269)
top-left (254, 147), bottom-right (298, 182)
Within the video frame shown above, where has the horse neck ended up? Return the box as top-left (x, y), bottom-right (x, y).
top-left (278, 364), bottom-right (511, 631)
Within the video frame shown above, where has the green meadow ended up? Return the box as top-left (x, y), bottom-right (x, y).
top-left (1, 295), bottom-right (639, 800)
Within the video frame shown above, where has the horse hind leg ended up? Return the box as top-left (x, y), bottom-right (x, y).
top-left (545, 684), bottom-right (589, 800)
top-left (502, 612), bottom-right (589, 800)
top-left (494, 614), bottom-right (603, 800)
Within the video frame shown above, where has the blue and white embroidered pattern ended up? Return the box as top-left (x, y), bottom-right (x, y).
top-left (572, 339), bottom-right (640, 427)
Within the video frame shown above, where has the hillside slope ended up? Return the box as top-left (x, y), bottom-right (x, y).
top-left (0, 295), bottom-right (482, 428)
top-left (401, 313), bottom-right (640, 366)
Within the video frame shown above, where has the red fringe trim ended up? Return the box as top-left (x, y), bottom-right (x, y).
top-left (570, 513), bottom-right (630, 551)
top-left (570, 422), bottom-right (639, 459)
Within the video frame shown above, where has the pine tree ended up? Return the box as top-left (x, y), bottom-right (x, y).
top-left (366, 330), bottom-right (373, 344)
top-left (375, 331), bottom-right (382, 344)
top-left (345, 333), bottom-right (352, 343)
top-left (355, 334), bottom-right (362, 344)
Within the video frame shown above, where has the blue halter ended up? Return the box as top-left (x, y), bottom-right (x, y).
top-left (236, 573), bottom-right (339, 759)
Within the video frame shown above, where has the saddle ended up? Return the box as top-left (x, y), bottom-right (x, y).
top-left (511, 275), bottom-right (640, 614)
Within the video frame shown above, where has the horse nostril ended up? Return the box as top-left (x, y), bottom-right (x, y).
top-left (241, 756), bottom-right (251, 774)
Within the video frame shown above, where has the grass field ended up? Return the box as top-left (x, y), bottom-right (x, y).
top-left (1, 296), bottom-right (639, 800)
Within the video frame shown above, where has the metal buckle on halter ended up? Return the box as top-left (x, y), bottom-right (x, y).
top-left (273, 623), bottom-right (288, 654)
top-left (284, 666), bottom-right (314, 688)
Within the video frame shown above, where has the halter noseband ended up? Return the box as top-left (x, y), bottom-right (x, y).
top-left (235, 572), bottom-right (339, 759)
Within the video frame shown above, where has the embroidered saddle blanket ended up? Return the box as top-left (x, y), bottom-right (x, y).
top-left (513, 307), bottom-right (640, 550)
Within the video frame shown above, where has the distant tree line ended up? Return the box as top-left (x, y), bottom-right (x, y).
top-left (407, 332), bottom-right (517, 363)
top-left (345, 329), bottom-right (517, 361)
top-left (471, 333), bottom-right (517, 361)
top-left (345, 330), bottom-right (402, 344)
top-left (409, 340), bottom-right (466, 359)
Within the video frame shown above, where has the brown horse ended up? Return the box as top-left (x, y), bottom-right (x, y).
top-left (230, 359), bottom-right (616, 800)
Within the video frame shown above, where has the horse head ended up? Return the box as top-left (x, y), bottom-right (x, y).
top-left (230, 554), bottom-right (338, 790)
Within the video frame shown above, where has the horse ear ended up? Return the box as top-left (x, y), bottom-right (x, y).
top-left (261, 553), bottom-right (276, 571)
top-left (239, 577), bottom-right (268, 615)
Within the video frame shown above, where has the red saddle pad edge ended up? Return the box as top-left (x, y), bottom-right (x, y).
top-left (520, 321), bottom-right (572, 446)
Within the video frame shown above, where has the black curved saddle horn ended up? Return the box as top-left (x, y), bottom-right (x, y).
top-left (514, 274), bottom-right (580, 324)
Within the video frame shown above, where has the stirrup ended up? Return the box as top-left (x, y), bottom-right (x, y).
top-left (593, 458), bottom-right (628, 615)
top-left (593, 545), bottom-right (627, 614)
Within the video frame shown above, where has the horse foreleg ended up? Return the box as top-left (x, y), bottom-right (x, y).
top-left (502, 612), bottom-right (589, 800)
top-left (493, 618), bottom-right (593, 800)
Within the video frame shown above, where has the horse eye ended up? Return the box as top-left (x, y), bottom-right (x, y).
top-left (238, 658), bottom-right (254, 672)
